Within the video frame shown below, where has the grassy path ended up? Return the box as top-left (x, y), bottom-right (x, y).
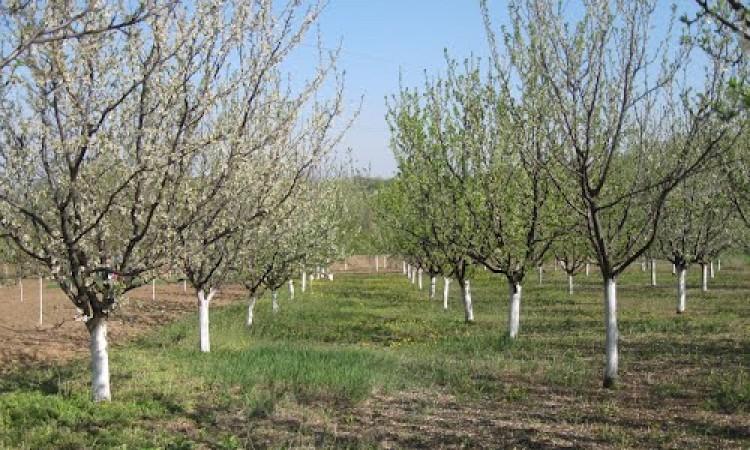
top-left (1, 261), bottom-right (748, 448)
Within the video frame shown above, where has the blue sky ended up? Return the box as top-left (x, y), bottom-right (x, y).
top-left (285, 1), bottom-right (698, 178)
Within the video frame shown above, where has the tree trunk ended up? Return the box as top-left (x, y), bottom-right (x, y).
top-left (672, 263), bottom-right (676, 275)
top-left (710, 261), bottom-right (715, 279)
top-left (430, 276), bottom-right (436, 299)
top-left (443, 277), bottom-right (450, 310)
top-left (198, 289), bottom-right (216, 353)
top-left (568, 274), bottom-right (573, 295)
top-left (247, 296), bottom-right (257, 327)
top-left (38, 276), bottom-right (43, 326)
top-left (508, 281), bottom-right (521, 339)
top-left (418, 269), bottom-right (423, 290)
top-left (407, 264), bottom-right (411, 278)
top-left (301, 272), bottom-right (307, 293)
top-left (411, 268), bottom-right (416, 285)
top-left (641, 260), bottom-right (646, 272)
top-left (460, 279), bottom-right (474, 323)
top-left (272, 290), bottom-right (279, 313)
top-left (19, 279), bottom-right (23, 302)
top-left (717, 259), bottom-right (721, 271)
top-left (701, 263), bottom-right (708, 292)
top-left (603, 278), bottom-right (619, 388)
top-left (677, 267), bottom-right (687, 314)
top-left (328, 272), bottom-right (334, 281)
top-left (402, 261), bottom-right (406, 274)
top-left (650, 259), bottom-right (657, 287)
top-left (288, 280), bottom-right (295, 300)
top-left (375, 255), bottom-right (379, 272)
top-left (87, 315), bottom-right (111, 402)
top-left (538, 266), bottom-right (543, 284)
top-left (586, 263), bottom-right (590, 276)
top-left (344, 261), bottom-right (348, 271)
top-left (152, 279), bottom-right (156, 301)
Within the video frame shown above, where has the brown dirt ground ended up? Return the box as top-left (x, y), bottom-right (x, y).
top-left (0, 280), bottom-right (244, 373)
top-left (0, 255), bottom-right (387, 372)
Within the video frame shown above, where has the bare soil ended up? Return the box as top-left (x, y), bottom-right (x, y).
top-left (0, 280), bottom-right (243, 373)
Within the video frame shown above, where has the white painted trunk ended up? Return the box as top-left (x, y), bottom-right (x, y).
top-left (272, 290), bottom-right (279, 314)
top-left (430, 276), bottom-right (436, 299)
top-left (710, 261), bottom-right (715, 279)
top-left (701, 264), bottom-right (708, 292)
top-left (443, 277), bottom-right (450, 310)
top-left (38, 276), bottom-right (43, 326)
top-left (288, 280), bottom-right (295, 300)
top-left (677, 268), bottom-right (687, 314)
top-left (586, 263), bottom-right (590, 277)
top-left (508, 282), bottom-right (522, 339)
top-left (384, 256), bottom-right (388, 268)
top-left (603, 278), bottom-right (618, 388)
top-left (152, 279), bottom-right (156, 301)
top-left (328, 273), bottom-right (334, 281)
top-left (461, 280), bottom-right (474, 323)
top-left (301, 272), bottom-right (307, 293)
top-left (344, 261), bottom-right (348, 271)
top-left (641, 260), bottom-right (646, 272)
top-left (418, 269), bottom-right (423, 290)
top-left (402, 261), bottom-right (406, 274)
top-left (198, 289), bottom-right (215, 353)
top-left (650, 259), bottom-right (657, 287)
top-left (568, 275), bottom-right (573, 295)
top-left (411, 269), bottom-right (416, 284)
top-left (375, 255), bottom-right (379, 272)
top-left (246, 296), bottom-right (257, 327)
top-left (183, 279), bottom-right (187, 292)
top-left (88, 316), bottom-right (111, 402)
top-left (717, 259), bottom-right (721, 271)
top-left (538, 266), bottom-right (543, 284)
top-left (672, 264), bottom-right (676, 275)
top-left (19, 279), bottom-right (23, 302)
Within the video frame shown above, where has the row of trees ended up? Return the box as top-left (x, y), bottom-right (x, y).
top-left (379, 0), bottom-right (749, 388)
top-left (0, 0), bottom-right (355, 401)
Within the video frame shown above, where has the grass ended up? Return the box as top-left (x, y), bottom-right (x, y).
top-left (1, 258), bottom-right (749, 448)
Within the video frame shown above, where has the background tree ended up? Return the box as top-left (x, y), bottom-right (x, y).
top-left (486, 0), bottom-right (746, 387)
top-left (656, 165), bottom-right (741, 312)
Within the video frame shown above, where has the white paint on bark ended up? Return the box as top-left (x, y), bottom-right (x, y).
top-left (288, 280), bottom-right (295, 300)
top-left (461, 279), bottom-right (474, 323)
top-left (710, 261), bottom-right (715, 279)
top-left (538, 266), bottom-right (543, 284)
top-left (246, 296), bottom-right (257, 327)
top-left (272, 290), bottom-right (279, 313)
top-left (198, 289), bottom-right (216, 353)
top-left (717, 259), bottom-right (721, 271)
top-left (443, 277), bottom-right (450, 310)
top-left (672, 264), bottom-right (676, 275)
top-left (508, 282), bottom-right (521, 339)
top-left (701, 264), bottom-right (708, 292)
top-left (568, 274), bottom-right (574, 295)
top-left (375, 256), bottom-right (379, 272)
top-left (19, 279), bottom-right (23, 302)
top-left (183, 279), bottom-right (187, 292)
top-left (302, 272), bottom-right (307, 293)
top-left (38, 276), bottom-right (43, 326)
top-left (88, 316), bottom-right (111, 402)
top-left (430, 276), bottom-right (436, 299)
top-left (650, 259), bottom-right (657, 287)
top-left (603, 278), bottom-right (618, 388)
top-left (418, 269), bottom-right (423, 290)
top-left (677, 267), bottom-right (686, 313)
top-left (402, 261), bottom-right (406, 274)
top-left (586, 263), bottom-right (590, 276)
top-left (152, 279), bottom-right (156, 301)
